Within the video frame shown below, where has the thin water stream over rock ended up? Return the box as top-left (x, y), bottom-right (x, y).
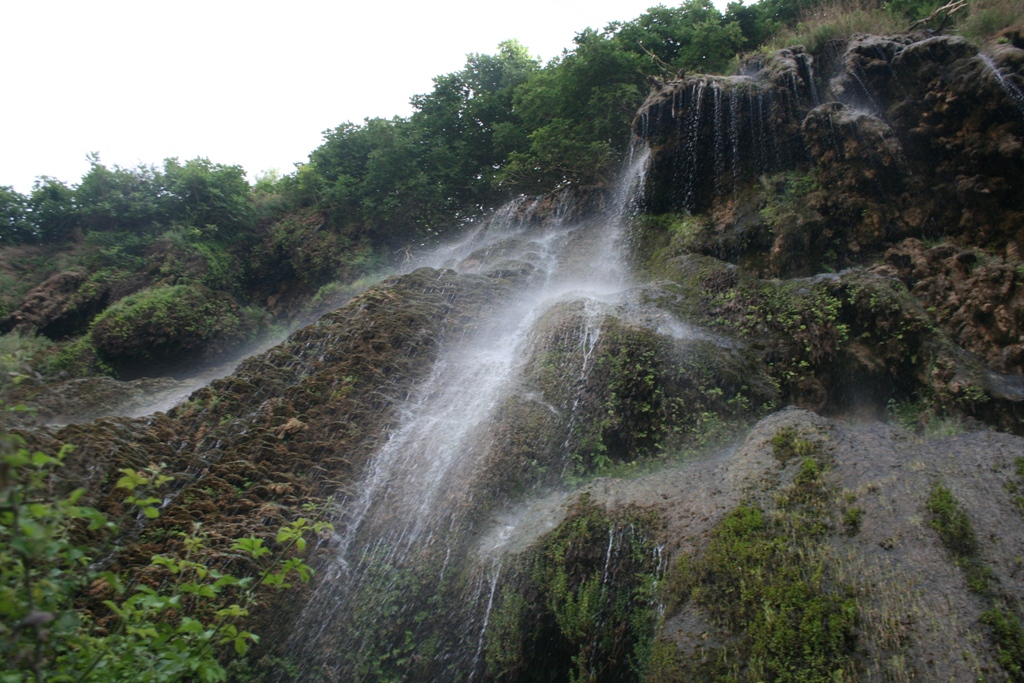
top-left (276, 149), bottom-right (652, 681)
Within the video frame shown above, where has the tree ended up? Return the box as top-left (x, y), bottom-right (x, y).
top-left (162, 158), bottom-right (256, 242)
top-left (28, 178), bottom-right (78, 245)
top-left (612, 0), bottom-right (744, 75)
top-left (76, 154), bottom-right (168, 234)
top-left (0, 186), bottom-right (33, 245)
top-left (300, 42), bottom-right (541, 245)
top-left (411, 39), bottom-right (540, 204)
top-left (501, 28), bottom-right (647, 190)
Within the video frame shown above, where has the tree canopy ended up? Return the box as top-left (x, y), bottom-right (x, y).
top-left (1, 0), bottom-right (955, 250)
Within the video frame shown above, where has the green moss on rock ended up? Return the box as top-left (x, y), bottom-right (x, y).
top-left (484, 495), bottom-right (663, 683)
top-left (90, 284), bottom-right (258, 376)
top-left (649, 430), bottom-right (858, 682)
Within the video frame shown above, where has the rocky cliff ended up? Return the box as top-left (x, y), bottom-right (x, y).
top-left (5, 28), bottom-right (1024, 683)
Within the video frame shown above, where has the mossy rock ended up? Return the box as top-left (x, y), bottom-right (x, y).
top-left (509, 297), bottom-right (776, 479)
top-left (31, 333), bottom-right (113, 381)
top-left (641, 248), bottom-right (1022, 426)
top-left (90, 284), bottom-right (256, 376)
top-left (483, 496), bottom-right (663, 683)
top-left (0, 268), bottom-right (122, 340)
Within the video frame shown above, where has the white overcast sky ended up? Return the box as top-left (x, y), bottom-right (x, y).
top-left (0, 0), bottom-right (731, 193)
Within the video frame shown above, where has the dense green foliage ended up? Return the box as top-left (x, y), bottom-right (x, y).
top-left (0, 433), bottom-right (330, 682)
top-left (2, 157), bottom-right (256, 247)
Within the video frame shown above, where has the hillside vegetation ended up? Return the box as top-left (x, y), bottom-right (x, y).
top-left (3, 0), bottom-right (1018, 384)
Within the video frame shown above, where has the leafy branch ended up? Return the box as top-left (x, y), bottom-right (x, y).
top-left (1, 426), bottom-right (332, 683)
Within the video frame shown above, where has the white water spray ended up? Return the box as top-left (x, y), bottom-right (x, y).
top-left (280, 148), bottom-right (651, 680)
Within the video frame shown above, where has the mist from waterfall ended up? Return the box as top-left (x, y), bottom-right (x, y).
top-left (278, 148), bottom-right (651, 681)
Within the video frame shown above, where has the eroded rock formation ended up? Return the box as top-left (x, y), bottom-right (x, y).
top-left (636, 31), bottom-right (1024, 257)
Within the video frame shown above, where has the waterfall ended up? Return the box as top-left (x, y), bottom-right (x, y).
top-left (980, 53), bottom-right (1024, 117)
top-left (276, 148), bottom-right (651, 681)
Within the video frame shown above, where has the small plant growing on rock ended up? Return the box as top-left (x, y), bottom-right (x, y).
top-left (925, 481), bottom-right (1024, 680)
top-left (652, 437), bottom-right (858, 681)
top-left (1005, 457), bottom-right (1024, 514)
top-left (980, 607), bottom-right (1024, 682)
top-left (926, 483), bottom-right (978, 559)
top-left (770, 425), bottom-right (816, 463)
top-left (842, 505), bottom-right (863, 535)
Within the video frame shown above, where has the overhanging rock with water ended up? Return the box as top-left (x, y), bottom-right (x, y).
top-left (637, 62), bottom-right (810, 214)
top-left (634, 32), bottom-right (1024, 254)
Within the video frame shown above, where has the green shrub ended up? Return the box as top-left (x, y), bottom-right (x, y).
top-left (155, 231), bottom-right (242, 293)
top-left (770, 426), bottom-right (817, 463)
top-left (90, 285), bottom-right (253, 372)
top-left (653, 440), bottom-right (858, 682)
top-left (926, 484), bottom-right (977, 558)
top-left (980, 608), bottom-right (1024, 681)
top-left (0, 433), bottom-right (330, 682)
top-left (888, 398), bottom-right (963, 439)
top-left (0, 331), bottom-right (51, 390)
top-left (671, 501), bottom-right (858, 681)
top-left (35, 334), bottom-right (114, 379)
top-left (484, 497), bottom-right (663, 683)
top-left (842, 505), bottom-right (863, 535)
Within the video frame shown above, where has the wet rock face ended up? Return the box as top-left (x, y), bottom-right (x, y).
top-left (15, 266), bottom-right (525, 647)
top-left (636, 47), bottom-right (824, 215)
top-left (824, 33), bottom-right (1024, 247)
top-left (637, 65), bottom-right (810, 214)
top-left (801, 102), bottom-right (906, 194)
top-left (888, 38), bottom-right (1024, 228)
top-left (0, 376), bottom-right (188, 429)
top-left (880, 238), bottom-right (1024, 374)
top-left (825, 33), bottom-right (918, 111)
top-left (635, 32), bottom-right (1024, 255)
top-left (800, 102), bottom-right (908, 251)
top-left (506, 298), bottom-right (777, 477)
top-left (645, 249), bottom-right (1024, 428)
top-left (548, 408), bottom-right (1024, 682)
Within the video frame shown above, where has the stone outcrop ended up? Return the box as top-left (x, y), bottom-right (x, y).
top-left (1, 269), bottom-right (104, 338)
top-left (634, 30), bottom-right (1024, 432)
top-left (513, 408), bottom-right (1024, 682)
top-left (637, 57), bottom-right (811, 214)
top-left (88, 284), bottom-right (257, 378)
top-left (878, 238), bottom-right (1024, 375)
top-left (636, 31), bottom-right (1024, 261)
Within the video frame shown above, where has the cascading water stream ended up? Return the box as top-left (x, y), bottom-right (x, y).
top-left (980, 53), bottom-right (1024, 117)
top-left (277, 147), bottom-right (651, 681)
